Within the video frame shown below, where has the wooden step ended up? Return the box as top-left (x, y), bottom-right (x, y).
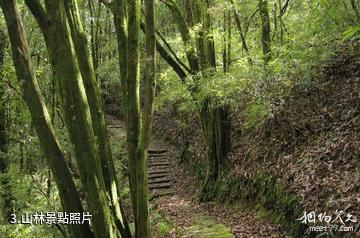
top-left (148, 178), bottom-right (171, 184)
top-left (148, 172), bottom-right (169, 177)
top-left (148, 174), bottom-right (168, 179)
top-left (148, 162), bottom-right (169, 167)
top-left (148, 169), bottom-right (169, 175)
top-left (148, 154), bottom-right (167, 158)
top-left (148, 166), bottom-right (168, 170)
top-left (148, 158), bottom-right (168, 161)
top-left (148, 157), bottom-right (167, 161)
top-left (149, 183), bottom-right (172, 189)
top-left (108, 125), bottom-right (123, 128)
top-left (148, 149), bottom-right (167, 154)
top-left (148, 161), bottom-right (168, 166)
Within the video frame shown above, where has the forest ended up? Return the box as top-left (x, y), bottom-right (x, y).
top-left (0, 0), bottom-right (359, 237)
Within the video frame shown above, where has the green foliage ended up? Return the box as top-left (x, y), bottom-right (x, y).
top-left (151, 209), bottom-right (175, 238)
top-left (0, 0), bottom-right (358, 236)
top-left (157, 0), bottom-right (357, 135)
top-left (96, 57), bottom-right (121, 98)
top-left (0, 224), bottom-right (55, 238)
top-left (155, 69), bottom-right (194, 112)
top-left (0, 22), bottom-right (73, 237)
top-left (343, 24), bottom-right (360, 41)
top-left (0, 165), bottom-right (62, 237)
top-left (156, 221), bottom-right (172, 237)
top-left (242, 100), bottom-right (270, 130)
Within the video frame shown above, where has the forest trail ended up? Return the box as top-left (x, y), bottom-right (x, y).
top-left (107, 115), bottom-right (289, 237)
top-left (149, 139), bottom-right (289, 238)
top-left (106, 115), bottom-right (235, 237)
top-left (147, 145), bottom-right (235, 238)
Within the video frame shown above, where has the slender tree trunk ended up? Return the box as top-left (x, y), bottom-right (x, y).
top-left (96, 2), bottom-right (103, 69)
top-left (278, 0), bottom-right (284, 44)
top-left (25, 0), bottom-right (120, 237)
top-left (63, 1), bottom-right (130, 236)
top-left (230, 0), bottom-right (249, 52)
top-left (273, 2), bottom-right (277, 41)
top-left (135, 0), bottom-right (156, 236)
top-left (127, 1), bottom-right (154, 237)
top-left (154, 28), bottom-right (191, 75)
top-left (259, 0), bottom-right (271, 63)
top-left (126, 1), bottom-right (142, 226)
top-left (108, 0), bottom-right (155, 236)
top-left (88, 0), bottom-right (98, 72)
top-left (223, 9), bottom-right (232, 72)
top-left (0, 1), bottom-right (92, 237)
top-left (184, 0), bottom-right (194, 27)
top-left (112, 0), bottom-right (128, 122)
top-left (162, 0), bottom-right (231, 200)
top-left (150, 28), bottom-right (188, 81)
top-left (191, 0), bottom-right (206, 73)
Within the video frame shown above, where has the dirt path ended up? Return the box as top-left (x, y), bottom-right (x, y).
top-left (106, 115), bottom-right (289, 237)
top-left (148, 137), bottom-right (290, 238)
top-left (146, 140), bottom-right (234, 238)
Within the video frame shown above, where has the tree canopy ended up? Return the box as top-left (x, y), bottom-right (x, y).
top-left (0, 0), bottom-right (358, 237)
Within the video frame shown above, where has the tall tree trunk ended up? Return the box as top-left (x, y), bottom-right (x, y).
top-left (194, 0), bottom-right (231, 200)
top-left (230, 0), bottom-right (249, 52)
top-left (149, 27), bottom-right (188, 81)
top-left (127, 1), bottom-right (154, 237)
top-left (259, 0), bottom-right (271, 63)
top-left (108, 0), bottom-right (155, 236)
top-left (163, 0), bottom-right (231, 200)
top-left (278, 0), bottom-right (284, 44)
top-left (112, 0), bottom-right (128, 123)
top-left (0, 1), bottom-right (92, 237)
top-left (126, 0), bottom-right (142, 226)
top-left (223, 9), bottom-right (232, 73)
top-left (62, 1), bottom-right (130, 236)
top-left (88, 0), bottom-right (98, 72)
top-left (25, 0), bottom-right (120, 237)
top-left (96, 2), bottom-right (103, 69)
top-left (135, 0), bottom-right (156, 237)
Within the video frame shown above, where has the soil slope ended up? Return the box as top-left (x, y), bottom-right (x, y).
top-left (153, 43), bottom-right (360, 236)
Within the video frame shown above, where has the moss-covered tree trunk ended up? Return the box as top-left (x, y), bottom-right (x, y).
top-left (259, 0), bottom-right (271, 63)
top-left (62, 1), bottom-right (130, 235)
top-left (106, 0), bottom-right (156, 236)
top-left (186, 0), bottom-right (231, 199)
top-left (24, 0), bottom-right (126, 237)
top-left (0, 1), bottom-right (93, 237)
top-left (135, 0), bottom-right (156, 236)
top-left (199, 103), bottom-right (231, 200)
top-left (126, 0), bottom-right (154, 236)
top-left (163, 0), bottom-right (231, 200)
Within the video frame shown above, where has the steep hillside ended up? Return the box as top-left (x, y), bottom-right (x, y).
top-left (153, 44), bottom-right (360, 237)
